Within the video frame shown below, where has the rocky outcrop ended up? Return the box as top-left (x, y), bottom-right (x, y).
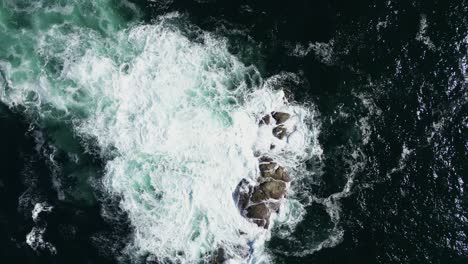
top-left (259, 111), bottom-right (291, 139)
top-left (234, 109), bottom-right (294, 229)
top-left (272, 125), bottom-right (287, 139)
top-left (259, 161), bottom-right (291, 182)
top-left (258, 181), bottom-right (287, 199)
top-left (235, 160), bottom-right (290, 228)
top-left (259, 114), bottom-right (270, 125)
top-left (272, 112), bottom-right (290, 124)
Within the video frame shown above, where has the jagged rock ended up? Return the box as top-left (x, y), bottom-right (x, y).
top-left (251, 188), bottom-right (268, 203)
top-left (259, 115), bottom-right (270, 125)
top-left (234, 179), bottom-right (252, 210)
top-left (234, 157), bottom-right (291, 229)
top-left (267, 201), bottom-right (281, 212)
top-left (259, 162), bottom-right (276, 171)
top-left (252, 219), bottom-right (268, 228)
top-left (272, 112), bottom-right (290, 124)
top-left (259, 181), bottom-right (287, 199)
top-left (261, 161), bottom-right (291, 181)
top-left (246, 203), bottom-right (270, 221)
top-left (260, 163), bottom-right (275, 178)
top-left (283, 89), bottom-right (294, 102)
top-left (273, 125), bottom-right (287, 139)
top-left (259, 156), bottom-right (273, 162)
top-left (211, 248), bottom-right (227, 264)
top-left (273, 166), bottom-right (291, 182)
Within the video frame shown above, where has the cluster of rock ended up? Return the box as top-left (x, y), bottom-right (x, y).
top-left (234, 111), bottom-right (292, 228)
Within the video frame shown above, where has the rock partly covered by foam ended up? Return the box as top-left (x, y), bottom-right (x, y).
top-left (272, 112), bottom-right (290, 124)
top-left (272, 125), bottom-right (287, 139)
top-left (259, 161), bottom-right (291, 182)
top-left (234, 109), bottom-right (294, 229)
top-left (260, 111), bottom-right (290, 139)
top-left (235, 161), bottom-right (289, 228)
top-left (259, 114), bottom-right (270, 125)
top-left (258, 181), bottom-right (287, 199)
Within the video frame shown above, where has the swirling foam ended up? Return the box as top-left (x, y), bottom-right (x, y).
top-left (0, 12), bottom-right (321, 263)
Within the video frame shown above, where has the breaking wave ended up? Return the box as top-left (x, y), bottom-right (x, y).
top-left (0, 7), bottom-right (321, 263)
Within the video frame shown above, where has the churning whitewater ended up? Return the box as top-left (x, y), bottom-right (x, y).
top-left (0, 9), bottom-right (321, 263)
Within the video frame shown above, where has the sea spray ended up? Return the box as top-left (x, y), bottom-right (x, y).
top-left (0, 9), bottom-right (321, 263)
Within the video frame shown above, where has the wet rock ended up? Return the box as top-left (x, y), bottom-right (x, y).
top-left (267, 201), bottom-right (281, 212)
top-left (259, 115), bottom-right (270, 125)
top-left (273, 125), bottom-right (287, 139)
top-left (235, 156), bottom-right (291, 229)
top-left (259, 156), bottom-right (273, 162)
top-left (273, 166), bottom-right (291, 182)
top-left (272, 112), bottom-right (290, 124)
top-left (246, 203), bottom-right (270, 220)
top-left (252, 219), bottom-right (268, 228)
top-left (260, 165), bottom-right (291, 182)
top-left (234, 179), bottom-right (252, 210)
top-left (259, 181), bottom-right (287, 199)
top-left (259, 162), bottom-right (276, 171)
top-left (259, 162), bottom-right (276, 178)
top-left (251, 188), bottom-right (268, 203)
top-left (282, 89), bottom-right (294, 102)
top-left (211, 248), bottom-right (227, 264)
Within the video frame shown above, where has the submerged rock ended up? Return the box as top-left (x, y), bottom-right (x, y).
top-left (259, 114), bottom-right (271, 125)
top-left (234, 179), bottom-right (252, 210)
top-left (272, 112), bottom-right (290, 124)
top-left (211, 248), bottom-right (227, 264)
top-left (272, 125), bottom-right (287, 139)
top-left (259, 156), bottom-right (273, 162)
top-left (252, 219), bottom-right (268, 228)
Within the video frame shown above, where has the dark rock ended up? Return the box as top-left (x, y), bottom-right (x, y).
top-left (267, 201), bottom-right (281, 212)
top-left (211, 248), bottom-right (227, 264)
top-left (251, 188), bottom-right (268, 203)
top-left (259, 162), bottom-right (276, 178)
top-left (274, 166), bottom-right (291, 182)
top-left (246, 203), bottom-right (270, 220)
top-left (259, 181), bottom-right (287, 199)
top-left (252, 219), bottom-right (269, 228)
top-left (259, 156), bottom-right (273, 162)
top-left (259, 162), bottom-right (276, 171)
top-left (259, 115), bottom-right (270, 125)
top-left (272, 125), bottom-right (287, 139)
top-left (272, 112), bottom-right (291, 124)
top-left (234, 179), bottom-right (252, 210)
top-left (282, 89), bottom-right (294, 102)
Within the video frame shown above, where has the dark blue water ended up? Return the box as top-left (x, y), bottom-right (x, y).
top-left (1, 0), bottom-right (467, 263)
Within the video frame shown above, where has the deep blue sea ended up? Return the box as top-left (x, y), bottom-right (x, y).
top-left (0, 1), bottom-right (467, 263)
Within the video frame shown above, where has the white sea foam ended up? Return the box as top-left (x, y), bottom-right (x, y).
top-left (32, 202), bottom-right (53, 222)
top-left (1, 13), bottom-right (321, 263)
top-left (26, 227), bottom-right (57, 255)
top-left (27, 202), bottom-right (56, 255)
top-left (289, 40), bottom-right (334, 65)
top-left (416, 14), bottom-right (435, 50)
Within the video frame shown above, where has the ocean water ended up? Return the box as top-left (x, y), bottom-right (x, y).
top-left (0, 0), bottom-right (467, 264)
